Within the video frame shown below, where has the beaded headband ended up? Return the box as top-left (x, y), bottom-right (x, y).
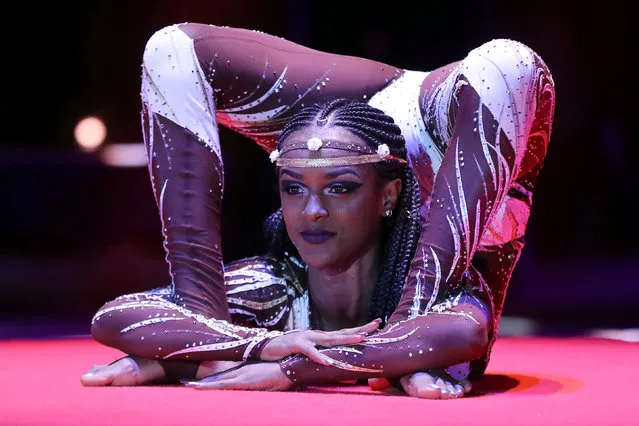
top-left (270, 137), bottom-right (407, 168)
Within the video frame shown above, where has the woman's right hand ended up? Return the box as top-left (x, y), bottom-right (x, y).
top-left (260, 319), bottom-right (381, 364)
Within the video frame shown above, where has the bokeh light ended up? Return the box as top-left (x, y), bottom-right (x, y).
top-left (74, 116), bottom-right (107, 152)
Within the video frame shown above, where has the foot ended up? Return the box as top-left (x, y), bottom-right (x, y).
top-left (400, 369), bottom-right (471, 399)
top-left (369, 369), bottom-right (472, 399)
top-left (80, 357), bottom-right (166, 387)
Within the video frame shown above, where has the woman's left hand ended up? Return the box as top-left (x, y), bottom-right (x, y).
top-left (182, 362), bottom-right (293, 391)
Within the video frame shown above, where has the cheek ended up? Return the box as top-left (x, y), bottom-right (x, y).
top-left (333, 195), bottom-right (382, 233)
top-left (279, 197), bottom-right (301, 231)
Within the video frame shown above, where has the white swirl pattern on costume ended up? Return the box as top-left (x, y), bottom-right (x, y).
top-left (398, 39), bottom-right (542, 318)
top-left (141, 25), bottom-right (222, 159)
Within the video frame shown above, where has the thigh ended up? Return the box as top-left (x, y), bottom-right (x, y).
top-left (179, 23), bottom-right (403, 150)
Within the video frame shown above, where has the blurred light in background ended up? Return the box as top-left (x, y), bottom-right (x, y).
top-left (99, 143), bottom-right (147, 167)
top-left (74, 116), bottom-right (107, 152)
top-left (587, 328), bottom-right (639, 343)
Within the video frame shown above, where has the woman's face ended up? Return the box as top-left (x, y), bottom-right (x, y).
top-left (278, 125), bottom-right (401, 275)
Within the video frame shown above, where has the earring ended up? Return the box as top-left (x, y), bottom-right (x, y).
top-left (384, 209), bottom-right (393, 217)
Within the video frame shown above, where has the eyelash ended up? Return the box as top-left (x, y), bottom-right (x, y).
top-left (280, 182), bottom-right (362, 195)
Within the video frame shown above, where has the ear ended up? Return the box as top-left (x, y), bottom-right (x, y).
top-left (380, 178), bottom-right (402, 213)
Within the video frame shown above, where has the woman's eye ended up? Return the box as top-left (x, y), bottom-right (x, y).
top-left (329, 184), bottom-right (348, 194)
top-left (281, 183), bottom-right (304, 195)
top-left (328, 182), bottom-right (361, 194)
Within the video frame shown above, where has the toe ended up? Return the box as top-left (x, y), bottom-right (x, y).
top-left (415, 384), bottom-right (442, 399)
top-left (434, 378), bottom-right (452, 399)
top-left (89, 365), bottom-right (107, 374)
top-left (445, 381), bottom-right (458, 398)
top-left (80, 372), bottom-right (112, 387)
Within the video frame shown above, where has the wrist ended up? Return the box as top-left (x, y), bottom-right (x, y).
top-left (243, 331), bottom-right (283, 362)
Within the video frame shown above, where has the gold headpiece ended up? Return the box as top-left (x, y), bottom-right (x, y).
top-left (270, 137), bottom-right (407, 168)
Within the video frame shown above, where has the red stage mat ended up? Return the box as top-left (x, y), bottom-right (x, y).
top-left (0, 336), bottom-right (637, 426)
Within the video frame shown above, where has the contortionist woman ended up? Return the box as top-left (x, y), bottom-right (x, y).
top-left (80, 23), bottom-right (555, 400)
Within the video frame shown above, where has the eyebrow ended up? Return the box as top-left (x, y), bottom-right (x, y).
top-left (325, 168), bottom-right (360, 179)
top-left (280, 168), bottom-right (360, 180)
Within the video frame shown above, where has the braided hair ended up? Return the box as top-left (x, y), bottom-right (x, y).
top-left (263, 98), bottom-right (422, 323)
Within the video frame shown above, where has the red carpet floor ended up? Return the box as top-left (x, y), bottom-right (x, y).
top-left (0, 336), bottom-right (637, 426)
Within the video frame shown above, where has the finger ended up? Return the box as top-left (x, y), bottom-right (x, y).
top-left (300, 344), bottom-right (335, 366)
top-left (337, 319), bottom-right (382, 335)
top-left (184, 378), bottom-right (243, 390)
top-left (311, 332), bottom-right (367, 347)
top-left (193, 366), bottom-right (243, 384)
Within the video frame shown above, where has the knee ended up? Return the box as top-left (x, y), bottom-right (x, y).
top-left (90, 300), bottom-right (126, 349)
top-left (142, 24), bottom-right (184, 67)
top-left (471, 38), bottom-right (554, 91)
top-left (463, 320), bottom-right (490, 360)
top-left (90, 304), bottom-right (112, 345)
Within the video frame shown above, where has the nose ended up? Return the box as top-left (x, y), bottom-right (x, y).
top-left (302, 194), bottom-right (328, 221)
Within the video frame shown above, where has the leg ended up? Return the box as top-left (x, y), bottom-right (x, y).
top-left (468, 48), bottom-right (556, 377)
top-left (136, 23), bottom-right (405, 316)
top-left (156, 23), bottom-right (402, 151)
top-left (385, 62), bottom-right (555, 394)
top-left (280, 39), bottom-right (556, 391)
top-left (83, 22), bottom-right (404, 385)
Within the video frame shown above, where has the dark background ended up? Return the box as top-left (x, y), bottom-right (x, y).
top-left (2, 0), bottom-right (637, 334)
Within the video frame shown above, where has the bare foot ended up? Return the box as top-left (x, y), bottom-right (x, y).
top-left (80, 357), bottom-right (166, 387)
top-left (369, 370), bottom-right (471, 399)
top-left (400, 370), bottom-right (471, 399)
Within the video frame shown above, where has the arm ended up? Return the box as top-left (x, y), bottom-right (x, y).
top-left (90, 254), bottom-right (377, 364)
top-left (89, 265), bottom-right (291, 363)
top-left (279, 39), bottom-right (555, 385)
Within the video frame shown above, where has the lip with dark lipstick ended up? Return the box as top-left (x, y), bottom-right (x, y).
top-left (300, 229), bottom-right (336, 244)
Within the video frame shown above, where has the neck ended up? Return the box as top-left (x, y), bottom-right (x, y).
top-left (307, 244), bottom-right (381, 331)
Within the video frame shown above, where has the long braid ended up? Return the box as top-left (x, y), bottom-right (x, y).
top-left (263, 208), bottom-right (299, 258)
top-left (264, 98), bottom-right (422, 324)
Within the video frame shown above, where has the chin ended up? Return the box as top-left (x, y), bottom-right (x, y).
top-left (300, 252), bottom-right (352, 276)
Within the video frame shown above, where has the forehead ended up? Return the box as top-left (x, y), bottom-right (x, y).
top-left (279, 164), bottom-right (374, 180)
top-left (280, 125), bottom-right (368, 153)
top-left (277, 124), bottom-right (377, 178)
